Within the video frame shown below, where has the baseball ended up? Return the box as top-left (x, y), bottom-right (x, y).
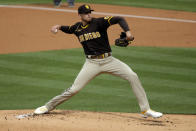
top-left (54, 29), bottom-right (58, 33)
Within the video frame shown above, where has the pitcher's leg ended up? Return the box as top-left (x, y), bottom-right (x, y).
top-left (45, 60), bottom-right (100, 111)
top-left (102, 57), bottom-right (150, 111)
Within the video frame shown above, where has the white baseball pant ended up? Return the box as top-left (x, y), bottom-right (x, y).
top-left (45, 56), bottom-right (150, 112)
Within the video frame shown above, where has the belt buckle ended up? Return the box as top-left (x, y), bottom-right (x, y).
top-left (102, 54), bottom-right (105, 59)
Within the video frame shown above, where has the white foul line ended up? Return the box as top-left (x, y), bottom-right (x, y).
top-left (0, 5), bottom-right (196, 23)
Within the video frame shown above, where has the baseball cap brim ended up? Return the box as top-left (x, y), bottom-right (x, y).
top-left (79, 9), bottom-right (94, 14)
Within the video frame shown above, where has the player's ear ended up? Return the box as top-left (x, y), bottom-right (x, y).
top-left (78, 14), bottom-right (82, 18)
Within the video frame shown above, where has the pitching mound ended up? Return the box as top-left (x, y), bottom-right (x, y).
top-left (0, 110), bottom-right (196, 131)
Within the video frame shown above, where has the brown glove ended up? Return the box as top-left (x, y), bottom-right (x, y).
top-left (115, 32), bottom-right (134, 47)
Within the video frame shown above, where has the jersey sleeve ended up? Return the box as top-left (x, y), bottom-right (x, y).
top-left (97, 16), bottom-right (114, 30)
top-left (97, 16), bottom-right (130, 32)
top-left (60, 22), bottom-right (80, 34)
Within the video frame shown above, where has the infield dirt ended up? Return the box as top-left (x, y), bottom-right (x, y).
top-left (0, 3), bottom-right (196, 131)
top-left (0, 3), bottom-right (196, 54)
top-left (1, 110), bottom-right (196, 131)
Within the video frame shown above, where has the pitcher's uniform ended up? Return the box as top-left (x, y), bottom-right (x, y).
top-left (45, 16), bottom-right (150, 112)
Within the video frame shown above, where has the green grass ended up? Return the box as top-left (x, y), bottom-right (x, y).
top-left (0, 0), bottom-right (196, 12)
top-left (0, 46), bottom-right (196, 114)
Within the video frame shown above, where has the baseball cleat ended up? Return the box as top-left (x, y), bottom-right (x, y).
top-left (34, 106), bottom-right (49, 115)
top-left (141, 109), bottom-right (163, 118)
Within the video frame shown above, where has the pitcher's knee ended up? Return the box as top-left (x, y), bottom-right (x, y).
top-left (63, 84), bottom-right (81, 96)
top-left (127, 72), bottom-right (139, 81)
top-left (61, 90), bottom-right (74, 97)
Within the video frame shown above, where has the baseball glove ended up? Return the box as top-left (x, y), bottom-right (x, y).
top-left (115, 32), bottom-right (134, 47)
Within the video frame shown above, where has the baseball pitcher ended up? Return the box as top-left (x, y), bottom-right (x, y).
top-left (34, 4), bottom-right (163, 118)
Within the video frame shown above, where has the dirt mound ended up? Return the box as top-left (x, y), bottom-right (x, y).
top-left (0, 110), bottom-right (195, 131)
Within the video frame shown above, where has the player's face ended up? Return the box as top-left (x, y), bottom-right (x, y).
top-left (79, 13), bottom-right (92, 23)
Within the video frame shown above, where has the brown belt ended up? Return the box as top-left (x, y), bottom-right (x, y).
top-left (86, 52), bottom-right (112, 59)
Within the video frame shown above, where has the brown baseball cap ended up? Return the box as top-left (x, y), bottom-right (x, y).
top-left (78, 4), bottom-right (94, 14)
